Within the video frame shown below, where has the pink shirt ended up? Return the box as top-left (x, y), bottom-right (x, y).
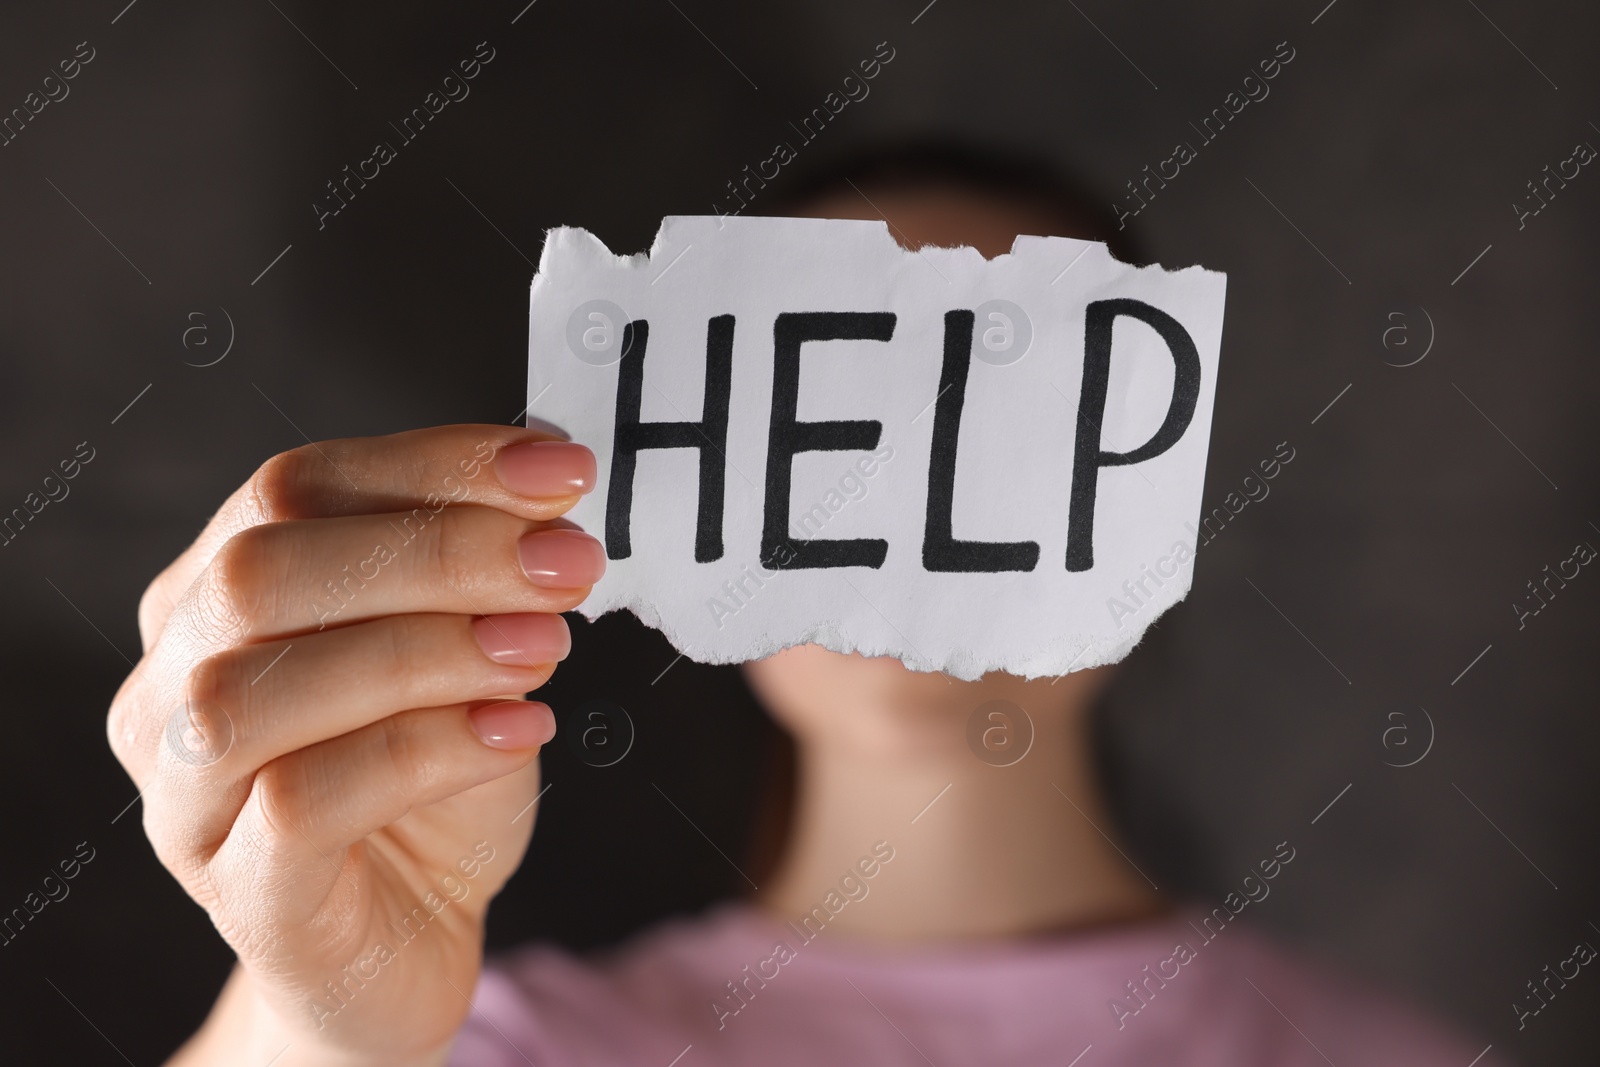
top-left (452, 905), bottom-right (1501, 1066)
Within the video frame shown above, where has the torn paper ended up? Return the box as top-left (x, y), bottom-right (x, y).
top-left (526, 216), bottom-right (1226, 679)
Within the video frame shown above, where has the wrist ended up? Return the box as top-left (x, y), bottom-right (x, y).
top-left (170, 966), bottom-right (455, 1067)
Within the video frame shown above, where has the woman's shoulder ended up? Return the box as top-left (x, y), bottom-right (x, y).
top-left (451, 904), bottom-right (767, 1066)
top-left (1107, 908), bottom-right (1504, 1067)
top-left (451, 904), bottom-right (1507, 1067)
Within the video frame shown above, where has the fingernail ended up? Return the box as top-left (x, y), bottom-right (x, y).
top-left (495, 441), bottom-right (596, 498)
top-left (472, 613), bottom-right (572, 667)
top-left (518, 528), bottom-right (607, 588)
top-left (469, 701), bottom-right (555, 750)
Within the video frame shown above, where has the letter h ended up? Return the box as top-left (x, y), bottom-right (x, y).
top-left (606, 317), bottom-right (734, 562)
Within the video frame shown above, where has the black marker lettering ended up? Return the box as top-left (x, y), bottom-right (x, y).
top-left (763, 311), bottom-right (895, 569)
top-left (923, 309), bottom-right (1040, 572)
top-left (605, 316), bottom-right (733, 562)
top-left (1066, 298), bottom-right (1201, 572)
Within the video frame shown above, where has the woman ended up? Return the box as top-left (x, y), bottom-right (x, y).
top-left (108, 150), bottom-right (1497, 1065)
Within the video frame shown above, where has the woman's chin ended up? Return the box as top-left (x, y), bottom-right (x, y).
top-left (743, 644), bottom-right (1101, 756)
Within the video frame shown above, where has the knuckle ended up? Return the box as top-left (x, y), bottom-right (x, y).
top-left (377, 712), bottom-right (438, 804)
top-left (381, 613), bottom-right (431, 680)
top-left (251, 758), bottom-right (312, 843)
top-left (139, 784), bottom-right (214, 886)
top-left (247, 447), bottom-right (323, 523)
top-left (106, 666), bottom-right (170, 779)
top-left (184, 649), bottom-right (247, 727)
top-left (422, 505), bottom-right (485, 596)
top-left (105, 689), bottom-right (146, 772)
top-left (200, 526), bottom-right (277, 640)
top-left (105, 669), bottom-right (140, 759)
top-left (104, 704), bottom-right (125, 764)
top-left (104, 701), bottom-right (136, 773)
top-left (374, 615), bottom-right (463, 713)
top-left (136, 573), bottom-right (174, 651)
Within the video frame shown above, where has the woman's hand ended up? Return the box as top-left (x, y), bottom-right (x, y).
top-left (106, 425), bottom-right (603, 1066)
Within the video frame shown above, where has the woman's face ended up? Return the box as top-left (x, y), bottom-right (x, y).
top-left (742, 182), bottom-right (1110, 750)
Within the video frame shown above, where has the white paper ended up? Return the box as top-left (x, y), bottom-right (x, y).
top-left (526, 216), bottom-right (1225, 679)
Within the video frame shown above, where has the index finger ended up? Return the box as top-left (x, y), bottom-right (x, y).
top-left (141, 424), bottom-right (595, 647)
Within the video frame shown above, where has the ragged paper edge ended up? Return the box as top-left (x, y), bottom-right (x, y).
top-left (534, 214), bottom-right (1226, 286)
top-left (605, 580), bottom-right (1179, 681)
top-left (530, 216), bottom-right (1219, 679)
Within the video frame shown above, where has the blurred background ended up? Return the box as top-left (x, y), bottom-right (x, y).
top-left (2, 0), bottom-right (1597, 1062)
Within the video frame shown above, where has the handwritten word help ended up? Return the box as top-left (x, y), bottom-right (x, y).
top-left (527, 216), bottom-right (1226, 679)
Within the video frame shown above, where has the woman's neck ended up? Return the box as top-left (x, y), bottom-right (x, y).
top-left (754, 682), bottom-right (1166, 943)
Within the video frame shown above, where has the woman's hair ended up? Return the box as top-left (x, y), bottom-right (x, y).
top-left (765, 137), bottom-right (1142, 261)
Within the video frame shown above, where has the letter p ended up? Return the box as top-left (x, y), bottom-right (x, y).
top-left (1065, 299), bottom-right (1201, 572)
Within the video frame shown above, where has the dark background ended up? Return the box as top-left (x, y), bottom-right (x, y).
top-left (2, 0), bottom-right (1597, 1063)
